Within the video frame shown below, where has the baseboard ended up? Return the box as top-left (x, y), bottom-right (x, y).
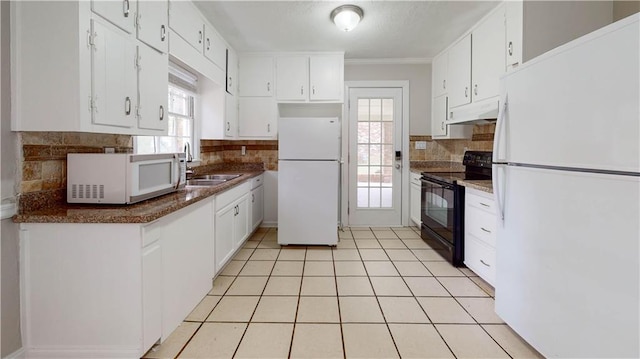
top-left (4, 347), bottom-right (25, 359)
top-left (260, 221), bottom-right (278, 228)
top-left (20, 347), bottom-right (139, 358)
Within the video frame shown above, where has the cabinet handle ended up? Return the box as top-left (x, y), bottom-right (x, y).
top-left (267, 82), bottom-right (270, 92)
top-left (123, 0), bottom-right (130, 18)
top-left (480, 259), bottom-right (491, 267)
top-left (474, 84), bottom-right (478, 96)
top-left (252, 193), bottom-right (255, 203)
top-left (443, 80), bottom-right (446, 90)
top-left (226, 121), bottom-right (230, 131)
top-left (300, 86), bottom-right (304, 95)
top-left (267, 124), bottom-right (271, 132)
top-left (464, 87), bottom-right (468, 98)
top-left (508, 41), bottom-right (513, 56)
top-left (159, 105), bottom-right (164, 121)
top-left (198, 30), bottom-right (202, 44)
top-left (124, 97), bottom-right (131, 115)
top-left (229, 77), bottom-right (232, 87)
top-left (160, 25), bottom-right (166, 41)
top-left (479, 202), bottom-right (490, 207)
top-left (206, 38), bottom-right (211, 51)
top-left (441, 122), bottom-right (444, 131)
top-left (480, 227), bottom-right (491, 233)
top-left (312, 86), bottom-right (315, 95)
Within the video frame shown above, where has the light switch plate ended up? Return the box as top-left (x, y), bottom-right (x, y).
top-left (415, 141), bottom-right (427, 150)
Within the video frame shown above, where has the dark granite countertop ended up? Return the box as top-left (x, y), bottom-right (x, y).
top-left (457, 179), bottom-right (493, 194)
top-left (14, 166), bottom-right (264, 224)
top-left (409, 161), bottom-right (465, 174)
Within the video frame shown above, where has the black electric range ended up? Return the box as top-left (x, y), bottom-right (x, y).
top-left (420, 151), bottom-right (493, 266)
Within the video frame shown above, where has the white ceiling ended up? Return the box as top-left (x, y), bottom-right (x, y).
top-left (193, 1), bottom-right (501, 61)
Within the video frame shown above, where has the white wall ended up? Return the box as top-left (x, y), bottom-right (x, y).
top-left (344, 63), bottom-right (432, 135)
top-left (1, 0), bottom-right (22, 356)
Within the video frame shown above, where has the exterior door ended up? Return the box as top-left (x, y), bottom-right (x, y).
top-left (348, 87), bottom-right (403, 226)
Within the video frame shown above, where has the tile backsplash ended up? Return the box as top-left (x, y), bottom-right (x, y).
top-left (200, 140), bottom-right (278, 171)
top-left (409, 123), bottom-right (495, 163)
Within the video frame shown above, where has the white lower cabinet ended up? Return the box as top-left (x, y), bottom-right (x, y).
top-left (215, 181), bottom-right (252, 272)
top-left (410, 172), bottom-right (422, 227)
top-left (464, 187), bottom-right (497, 285)
top-left (251, 175), bottom-right (265, 231)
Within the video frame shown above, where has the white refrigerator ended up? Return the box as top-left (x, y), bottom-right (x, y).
top-left (493, 15), bottom-right (639, 358)
top-left (278, 117), bottom-right (340, 245)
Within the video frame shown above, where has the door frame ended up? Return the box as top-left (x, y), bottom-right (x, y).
top-left (342, 81), bottom-right (410, 227)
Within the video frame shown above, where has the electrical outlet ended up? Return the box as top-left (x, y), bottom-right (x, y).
top-left (241, 146), bottom-right (246, 156)
top-left (415, 141), bottom-right (427, 150)
top-left (104, 147), bottom-right (115, 153)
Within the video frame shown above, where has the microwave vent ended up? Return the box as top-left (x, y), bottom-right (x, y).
top-left (71, 184), bottom-right (105, 200)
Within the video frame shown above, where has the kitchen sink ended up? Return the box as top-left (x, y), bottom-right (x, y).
top-left (191, 174), bottom-right (243, 181)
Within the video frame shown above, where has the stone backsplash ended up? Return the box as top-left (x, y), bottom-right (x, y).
top-left (200, 140), bottom-right (278, 171)
top-left (18, 132), bottom-right (133, 194)
top-left (409, 123), bottom-right (495, 163)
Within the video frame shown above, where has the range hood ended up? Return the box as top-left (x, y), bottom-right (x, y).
top-left (448, 97), bottom-right (499, 124)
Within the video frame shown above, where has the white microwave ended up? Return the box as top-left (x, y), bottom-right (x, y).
top-left (67, 153), bottom-right (186, 204)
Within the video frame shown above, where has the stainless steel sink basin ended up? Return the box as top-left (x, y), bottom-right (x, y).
top-left (192, 174), bottom-right (243, 181)
top-left (185, 179), bottom-right (226, 187)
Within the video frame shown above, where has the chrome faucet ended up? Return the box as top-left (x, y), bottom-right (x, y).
top-left (184, 142), bottom-right (193, 163)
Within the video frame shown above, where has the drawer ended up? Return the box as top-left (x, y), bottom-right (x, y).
top-left (410, 172), bottom-right (421, 186)
top-left (216, 181), bottom-right (251, 210)
top-left (464, 234), bottom-right (496, 286)
top-left (251, 174), bottom-right (264, 189)
top-left (466, 190), bottom-right (496, 214)
top-left (465, 206), bottom-right (497, 247)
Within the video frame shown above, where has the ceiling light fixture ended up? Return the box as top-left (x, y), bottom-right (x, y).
top-left (330, 5), bottom-right (364, 32)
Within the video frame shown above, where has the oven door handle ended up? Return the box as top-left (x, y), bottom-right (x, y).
top-left (421, 178), bottom-right (454, 190)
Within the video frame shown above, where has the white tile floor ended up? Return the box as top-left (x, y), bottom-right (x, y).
top-left (143, 227), bottom-right (544, 359)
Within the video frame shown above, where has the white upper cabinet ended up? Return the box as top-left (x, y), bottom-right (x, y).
top-left (309, 55), bottom-right (344, 101)
top-left (137, 44), bottom-right (169, 131)
top-left (505, 0), bottom-right (523, 70)
top-left (91, 19), bottom-right (138, 129)
top-left (471, 6), bottom-right (506, 103)
top-left (275, 53), bottom-right (344, 102)
top-left (276, 56), bottom-right (308, 101)
top-left (238, 97), bottom-right (276, 138)
top-left (203, 23), bottom-right (226, 70)
top-left (169, 1), bottom-right (204, 53)
top-left (431, 95), bottom-right (448, 137)
top-left (92, 0), bottom-right (136, 34)
top-left (239, 56), bottom-right (274, 97)
top-left (447, 34), bottom-right (472, 109)
top-left (226, 47), bottom-right (238, 95)
top-left (136, 0), bottom-right (168, 53)
top-left (432, 52), bottom-right (448, 98)
top-left (225, 92), bottom-right (238, 138)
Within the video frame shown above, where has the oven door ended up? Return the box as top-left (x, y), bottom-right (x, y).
top-left (421, 178), bottom-right (455, 245)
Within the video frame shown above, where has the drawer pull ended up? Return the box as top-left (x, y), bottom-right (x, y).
top-left (479, 202), bottom-right (490, 207)
top-left (480, 227), bottom-right (491, 233)
top-left (480, 259), bottom-right (491, 267)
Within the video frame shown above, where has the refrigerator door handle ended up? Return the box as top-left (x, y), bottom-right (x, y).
top-left (493, 164), bottom-right (505, 222)
top-left (493, 95), bottom-right (508, 163)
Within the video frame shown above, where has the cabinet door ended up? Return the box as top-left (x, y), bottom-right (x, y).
top-left (137, 0), bottom-right (168, 53)
top-left (239, 56), bottom-right (273, 97)
top-left (447, 34), bottom-right (472, 108)
top-left (203, 23), bottom-right (226, 70)
top-left (238, 97), bottom-right (275, 138)
top-left (225, 92), bottom-right (238, 138)
top-left (430, 95), bottom-right (448, 137)
top-left (215, 204), bottom-right (236, 272)
top-left (234, 195), bottom-right (251, 249)
top-left (92, 0), bottom-right (136, 34)
top-left (472, 6), bottom-right (506, 102)
top-left (251, 185), bottom-right (264, 231)
top-left (91, 20), bottom-right (138, 129)
top-left (276, 56), bottom-right (308, 101)
top-left (505, 0), bottom-right (523, 70)
top-left (137, 44), bottom-right (168, 132)
top-left (168, 0), bottom-right (204, 52)
top-left (226, 47), bottom-right (238, 95)
top-left (410, 183), bottom-right (421, 226)
top-left (432, 52), bottom-right (448, 97)
top-left (309, 55), bottom-right (343, 101)
top-left (142, 242), bottom-right (162, 352)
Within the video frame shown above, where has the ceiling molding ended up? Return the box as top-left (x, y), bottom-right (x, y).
top-left (344, 58), bottom-right (432, 65)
